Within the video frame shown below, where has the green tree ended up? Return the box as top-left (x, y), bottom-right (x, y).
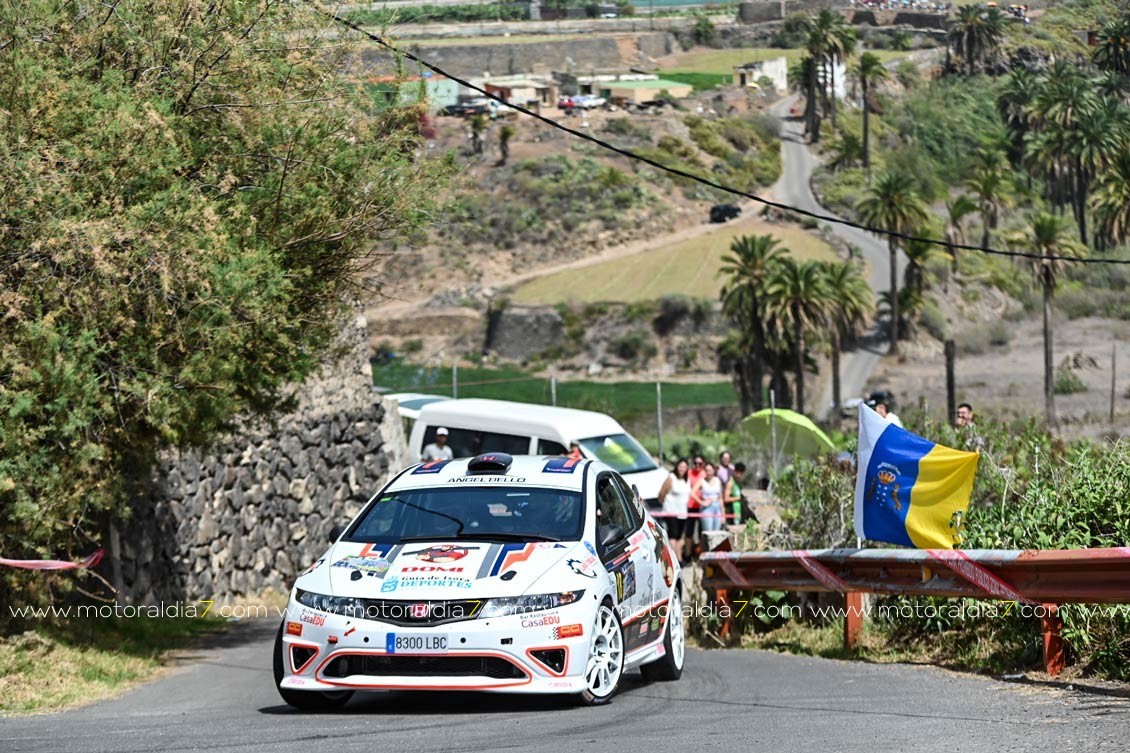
top-left (719, 234), bottom-right (787, 414)
top-left (997, 68), bottom-right (1039, 169)
top-left (691, 11), bottom-right (716, 46)
top-left (948, 5), bottom-right (1005, 76)
top-left (944, 194), bottom-right (979, 280)
top-left (1092, 151), bottom-right (1130, 246)
top-left (902, 238), bottom-right (935, 295)
top-left (854, 52), bottom-right (889, 176)
top-left (766, 259), bottom-right (832, 416)
top-left (855, 170), bottom-right (929, 356)
top-left (499, 123), bottom-right (517, 165)
top-left (1095, 15), bottom-right (1130, 75)
top-left (964, 160), bottom-right (1013, 251)
top-left (470, 114), bottom-right (488, 155)
top-left (820, 260), bottom-right (873, 423)
top-left (812, 10), bottom-right (857, 131)
top-left (0, 2), bottom-right (446, 576)
top-left (1005, 214), bottom-right (1087, 427)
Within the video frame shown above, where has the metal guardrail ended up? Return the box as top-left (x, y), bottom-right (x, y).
top-left (699, 546), bottom-right (1130, 676)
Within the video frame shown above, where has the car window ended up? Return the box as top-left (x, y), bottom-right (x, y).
top-left (421, 426), bottom-right (529, 458)
top-left (537, 438), bottom-right (567, 456)
top-left (577, 433), bottom-right (657, 474)
top-left (595, 474), bottom-right (634, 554)
top-left (613, 474), bottom-right (645, 530)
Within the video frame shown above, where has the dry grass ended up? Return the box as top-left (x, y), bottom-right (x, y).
top-left (511, 219), bottom-right (836, 305)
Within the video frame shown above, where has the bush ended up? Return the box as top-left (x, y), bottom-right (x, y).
top-left (987, 321), bottom-right (1012, 347)
top-left (919, 300), bottom-right (947, 341)
top-left (602, 117), bottom-right (653, 143)
top-left (1054, 367), bottom-right (1088, 394)
top-left (612, 331), bottom-right (658, 362)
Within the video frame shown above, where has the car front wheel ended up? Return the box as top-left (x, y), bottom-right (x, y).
top-left (577, 601), bottom-right (625, 706)
top-left (273, 622), bottom-right (354, 712)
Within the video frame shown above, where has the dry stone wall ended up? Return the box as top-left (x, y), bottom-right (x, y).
top-left (116, 313), bottom-right (407, 605)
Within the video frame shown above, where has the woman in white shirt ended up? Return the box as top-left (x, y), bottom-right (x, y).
top-left (657, 458), bottom-right (691, 562)
top-left (693, 462), bottom-right (724, 534)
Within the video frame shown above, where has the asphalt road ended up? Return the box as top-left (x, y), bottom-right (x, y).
top-left (2, 619), bottom-right (1127, 753)
top-left (770, 97), bottom-right (891, 421)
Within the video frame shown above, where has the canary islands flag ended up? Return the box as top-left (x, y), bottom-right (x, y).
top-left (854, 403), bottom-right (979, 549)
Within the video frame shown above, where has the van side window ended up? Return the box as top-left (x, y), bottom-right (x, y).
top-left (422, 426), bottom-right (529, 458)
top-left (537, 439), bottom-right (567, 456)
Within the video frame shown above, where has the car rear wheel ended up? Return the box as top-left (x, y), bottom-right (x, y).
top-left (640, 586), bottom-right (685, 682)
top-left (577, 601), bottom-right (624, 706)
top-left (273, 622), bottom-right (354, 712)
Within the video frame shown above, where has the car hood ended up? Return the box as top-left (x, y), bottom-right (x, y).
top-left (296, 539), bottom-right (588, 600)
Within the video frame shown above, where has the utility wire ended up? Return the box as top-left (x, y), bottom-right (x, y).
top-left (312, 3), bottom-right (1130, 266)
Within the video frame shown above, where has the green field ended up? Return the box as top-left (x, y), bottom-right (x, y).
top-left (374, 363), bottom-right (737, 420)
top-left (510, 219), bottom-right (836, 305)
top-left (659, 47), bottom-right (909, 77)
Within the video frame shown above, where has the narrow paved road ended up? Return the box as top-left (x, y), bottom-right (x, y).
top-left (2, 620), bottom-right (1125, 752)
top-left (770, 97), bottom-right (893, 420)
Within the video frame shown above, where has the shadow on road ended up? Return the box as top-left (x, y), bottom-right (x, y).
top-left (258, 673), bottom-right (650, 716)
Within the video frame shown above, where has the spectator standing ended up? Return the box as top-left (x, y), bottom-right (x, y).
top-left (693, 462), bottom-right (724, 534)
top-left (657, 458), bottom-right (691, 561)
top-left (724, 462), bottom-right (746, 525)
top-left (685, 455), bottom-right (706, 557)
top-left (716, 450), bottom-right (735, 488)
top-left (422, 427), bottom-right (454, 462)
top-left (873, 400), bottom-right (903, 427)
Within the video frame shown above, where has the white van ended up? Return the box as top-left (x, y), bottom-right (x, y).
top-left (407, 398), bottom-right (670, 504)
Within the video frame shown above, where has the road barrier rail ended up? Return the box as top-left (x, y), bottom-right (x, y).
top-left (699, 546), bottom-right (1130, 675)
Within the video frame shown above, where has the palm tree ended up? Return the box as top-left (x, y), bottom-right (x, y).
top-left (820, 260), bottom-right (873, 422)
top-left (1092, 151), bottom-right (1130, 246)
top-left (877, 287), bottom-right (925, 339)
top-left (855, 52), bottom-right (889, 176)
top-left (813, 10), bottom-right (857, 130)
top-left (997, 68), bottom-right (1039, 169)
top-left (1005, 214), bottom-right (1087, 427)
top-left (469, 114), bottom-right (488, 155)
top-left (719, 234), bottom-right (787, 413)
top-left (765, 258), bottom-right (832, 415)
top-left (498, 124), bottom-right (516, 165)
top-left (964, 162), bottom-right (1012, 251)
top-left (855, 170), bottom-right (929, 356)
top-left (948, 5), bottom-right (1006, 76)
top-left (902, 238), bottom-right (935, 295)
top-left (1095, 15), bottom-right (1130, 75)
top-left (944, 194), bottom-right (978, 279)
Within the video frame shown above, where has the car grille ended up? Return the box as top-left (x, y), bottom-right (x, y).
top-left (352, 598), bottom-right (482, 627)
top-left (322, 654), bottom-right (526, 680)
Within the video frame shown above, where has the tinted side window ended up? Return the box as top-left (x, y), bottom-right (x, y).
top-left (613, 474), bottom-right (644, 531)
top-left (421, 426), bottom-right (529, 458)
top-left (479, 431), bottom-right (531, 455)
top-left (595, 475), bottom-right (634, 545)
top-left (537, 439), bottom-right (567, 456)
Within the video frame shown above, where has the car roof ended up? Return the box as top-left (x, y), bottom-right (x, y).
top-left (414, 398), bottom-right (625, 441)
top-left (388, 455), bottom-right (597, 492)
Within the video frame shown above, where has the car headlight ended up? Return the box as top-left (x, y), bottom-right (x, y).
top-left (295, 589), bottom-right (365, 617)
top-left (477, 591), bottom-right (585, 619)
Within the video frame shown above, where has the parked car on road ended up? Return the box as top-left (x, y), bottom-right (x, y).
top-left (274, 452), bottom-right (685, 709)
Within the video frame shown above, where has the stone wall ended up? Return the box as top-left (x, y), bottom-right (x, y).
top-left (115, 313), bottom-right (407, 605)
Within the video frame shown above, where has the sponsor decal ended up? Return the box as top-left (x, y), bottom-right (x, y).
top-left (299, 610), bottom-right (326, 627)
top-left (584, 541), bottom-right (598, 557)
top-left (446, 476), bottom-right (526, 484)
top-left (548, 680), bottom-right (573, 688)
top-left (567, 556), bottom-right (598, 578)
top-left (381, 574), bottom-right (473, 592)
top-left (655, 644), bottom-right (666, 658)
top-left (535, 542), bottom-right (569, 549)
top-left (542, 457), bottom-right (582, 474)
top-left (286, 621), bottom-right (303, 636)
top-left (407, 544), bottom-right (478, 563)
top-left (412, 459), bottom-right (453, 475)
top-left (487, 542), bottom-right (537, 577)
top-left (332, 555), bottom-right (390, 578)
top-left (628, 530), bottom-right (648, 549)
top-left (612, 562), bottom-right (637, 603)
top-left (401, 565), bottom-right (465, 573)
top-left (638, 622), bottom-right (649, 637)
top-left (522, 613), bottom-right (562, 629)
top-left (557, 623), bottom-right (584, 639)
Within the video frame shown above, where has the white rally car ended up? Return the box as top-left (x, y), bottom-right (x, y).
top-left (274, 453), bottom-right (685, 709)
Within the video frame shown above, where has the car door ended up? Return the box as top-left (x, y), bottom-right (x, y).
top-left (594, 474), bottom-right (651, 645)
top-left (613, 474), bottom-right (664, 609)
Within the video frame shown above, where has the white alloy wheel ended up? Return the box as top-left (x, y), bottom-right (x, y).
top-left (580, 603), bottom-right (624, 704)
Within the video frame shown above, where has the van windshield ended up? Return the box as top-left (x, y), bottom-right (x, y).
top-left (578, 433), bottom-right (657, 474)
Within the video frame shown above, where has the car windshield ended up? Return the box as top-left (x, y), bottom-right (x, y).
top-left (578, 433), bottom-right (657, 474)
top-left (345, 486), bottom-right (584, 544)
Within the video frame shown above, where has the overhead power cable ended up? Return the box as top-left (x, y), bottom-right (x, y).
top-left (311, 3), bottom-right (1130, 266)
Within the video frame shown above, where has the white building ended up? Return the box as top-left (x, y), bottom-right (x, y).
top-left (734, 57), bottom-right (789, 94)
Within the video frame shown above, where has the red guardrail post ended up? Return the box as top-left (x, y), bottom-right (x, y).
top-left (1042, 603), bottom-right (1065, 677)
top-left (843, 591), bottom-right (864, 650)
top-left (717, 589), bottom-right (733, 640)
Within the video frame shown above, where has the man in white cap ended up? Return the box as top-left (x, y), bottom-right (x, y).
top-left (422, 427), bottom-right (454, 462)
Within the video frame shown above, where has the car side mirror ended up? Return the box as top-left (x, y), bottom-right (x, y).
top-left (329, 525), bottom-right (346, 543)
top-left (598, 523), bottom-right (625, 550)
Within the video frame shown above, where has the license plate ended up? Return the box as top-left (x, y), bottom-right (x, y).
top-left (385, 633), bottom-right (448, 654)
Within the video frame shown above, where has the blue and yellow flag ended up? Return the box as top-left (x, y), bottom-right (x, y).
top-left (854, 404), bottom-right (979, 549)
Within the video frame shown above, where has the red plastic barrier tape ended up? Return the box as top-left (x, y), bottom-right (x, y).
top-left (926, 548), bottom-right (1033, 604)
top-left (793, 550), bottom-right (850, 593)
top-left (0, 550), bottom-right (104, 571)
top-left (651, 512), bottom-right (738, 519)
